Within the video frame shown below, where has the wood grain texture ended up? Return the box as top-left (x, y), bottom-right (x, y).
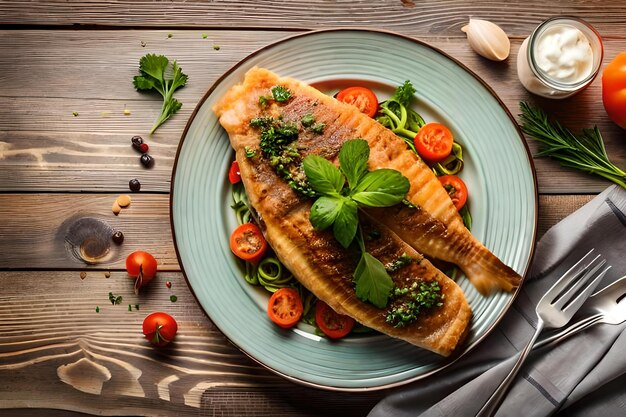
top-left (0, 31), bottom-right (624, 194)
top-left (0, 271), bottom-right (382, 416)
top-left (0, 194), bottom-right (178, 270)
top-left (1, 0), bottom-right (626, 38)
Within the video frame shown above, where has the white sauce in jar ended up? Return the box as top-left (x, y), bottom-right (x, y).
top-left (534, 24), bottom-right (593, 84)
top-left (516, 17), bottom-right (603, 99)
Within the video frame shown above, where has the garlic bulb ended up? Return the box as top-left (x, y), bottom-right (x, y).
top-left (461, 18), bottom-right (510, 61)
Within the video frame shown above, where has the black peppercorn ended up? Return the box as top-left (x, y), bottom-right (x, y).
top-left (112, 231), bottom-right (124, 245)
top-left (140, 153), bottom-right (154, 168)
top-left (129, 178), bottom-right (141, 192)
top-left (131, 135), bottom-right (144, 151)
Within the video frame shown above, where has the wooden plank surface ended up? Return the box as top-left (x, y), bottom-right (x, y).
top-left (1, 0), bottom-right (626, 38)
top-left (0, 271), bottom-right (382, 416)
top-left (0, 31), bottom-right (624, 194)
top-left (1, 1), bottom-right (624, 415)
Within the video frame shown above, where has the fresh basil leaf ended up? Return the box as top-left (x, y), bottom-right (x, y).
top-left (310, 196), bottom-right (344, 230)
top-left (354, 252), bottom-right (394, 308)
top-left (339, 139), bottom-right (369, 190)
top-left (303, 155), bottom-right (344, 196)
top-left (332, 198), bottom-right (358, 248)
top-left (351, 169), bottom-right (410, 207)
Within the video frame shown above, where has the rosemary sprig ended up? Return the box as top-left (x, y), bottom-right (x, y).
top-left (519, 102), bottom-right (626, 189)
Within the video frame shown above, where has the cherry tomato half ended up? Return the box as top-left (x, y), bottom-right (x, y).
top-left (126, 251), bottom-right (158, 293)
top-left (228, 160), bottom-right (241, 184)
top-left (230, 223), bottom-right (268, 265)
top-left (602, 52), bottom-right (626, 129)
top-left (438, 175), bottom-right (468, 211)
top-left (336, 86), bottom-right (379, 118)
top-left (267, 288), bottom-right (303, 329)
top-left (315, 300), bottom-right (355, 339)
top-left (414, 122), bottom-right (454, 163)
top-left (142, 312), bottom-right (178, 347)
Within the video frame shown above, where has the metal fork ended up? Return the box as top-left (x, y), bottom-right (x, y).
top-left (535, 275), bottom-right (626, 349)
top-left (476, 250), bottom-right (611, 417)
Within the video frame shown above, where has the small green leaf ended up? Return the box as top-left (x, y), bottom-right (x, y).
top-left (332, 199), bottom-right (358, 248)
top-left (133, 76), bottom-right (155, 91)
top-left (351, 169), bottom-right (409, 207)
top-left (339, 139), bottom-right (369, 190)
top-left (303, 155), bottom-right (344, 196)
top-left (354, 252), bottom-right (394, 308)
top-left (310, 196), bottom-right (344, 230)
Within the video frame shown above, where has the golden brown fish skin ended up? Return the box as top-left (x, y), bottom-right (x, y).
top-left (223, 68), bottom-right (520, 294)
top-left (236, 152), bottom-right (471, 356)
top-left (216, 71), bottom-right (472, 355)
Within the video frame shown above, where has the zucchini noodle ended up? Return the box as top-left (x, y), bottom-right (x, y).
top-left (231, 182), bottom-right (300, 293)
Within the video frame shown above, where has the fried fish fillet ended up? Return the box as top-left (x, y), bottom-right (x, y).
top-left (215, 67), bottom-right (522, 294)
top-left (214, 67), bottom-right (476, 356)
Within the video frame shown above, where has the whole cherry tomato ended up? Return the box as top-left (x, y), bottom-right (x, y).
top-left (126, 251), bottom-right (158, 293)
top-left (142, 312), bottom-right (177, 347)
top-left (602, 52), bottom-right (626, 129)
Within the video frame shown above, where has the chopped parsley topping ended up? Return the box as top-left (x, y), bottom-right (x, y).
top-left (271, 85), bottom-right (292, 102)
top-left (244, 146), bottom-right (256, 158)
top-left (386, 281), bottom-right (443, 327)
top-left (311, 123), bottom-right (325, 134)
top-left (249, 116), bottom-right (315, 197)
top-left (386, 253), bottom-right (413, 273)
top-left (301, 113), bottom-right (315, 127)
top-left (170, 295), bottom-right (178, 302)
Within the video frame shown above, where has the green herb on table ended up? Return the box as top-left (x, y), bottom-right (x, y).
top-left (95, 306), bottom-right (100, 313)
top-left (303, 139), bottom-right (410, 308)
top-left (108, 292), bottom-right (123, 305)
top-left (170, 295), bottom-right (178, 303)
top-left (133, 54), bottom-right (188, 134)
top-left (519, 102), bottom-right (626, 189)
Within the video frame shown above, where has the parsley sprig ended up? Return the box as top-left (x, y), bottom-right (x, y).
top-left (303, 139), bottom-right (410, 308)
top-left (133, 54), bottom-right (188, 134)
top-left (519, 102), bottom-right (626, 188)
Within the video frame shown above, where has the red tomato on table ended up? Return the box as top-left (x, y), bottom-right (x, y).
top-left (143, 312), bottom-right (178, 347)
top-left (602, 52), bottom-right (626, 129)
top-left (126, 250), bottom-right (158, 293)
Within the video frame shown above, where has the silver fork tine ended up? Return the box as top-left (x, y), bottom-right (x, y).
top-left (553, 259), bottom-right (606, 309)
top-left (562, 264), bottom-right (611, 316)
top-left (547, 250), bottom-right (598, 299)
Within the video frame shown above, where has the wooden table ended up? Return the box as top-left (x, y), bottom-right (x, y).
top-left (1, 2), bottom-right (624, 416)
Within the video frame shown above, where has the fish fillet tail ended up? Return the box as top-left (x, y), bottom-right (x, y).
top-left (461, 254), bottom-right (521, 294)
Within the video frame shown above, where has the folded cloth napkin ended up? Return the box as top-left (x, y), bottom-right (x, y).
top-left (369, 185), bottom-right (626, 417)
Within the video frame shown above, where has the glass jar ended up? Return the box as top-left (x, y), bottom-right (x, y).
top-left (517, 16), bottom-right (603, 99)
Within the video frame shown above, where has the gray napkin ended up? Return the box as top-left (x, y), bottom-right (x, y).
top-left (369, 185), bottom-right (626, 417)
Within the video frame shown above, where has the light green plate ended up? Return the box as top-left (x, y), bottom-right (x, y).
top-left (171, 29), bottom-right (537, 391)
